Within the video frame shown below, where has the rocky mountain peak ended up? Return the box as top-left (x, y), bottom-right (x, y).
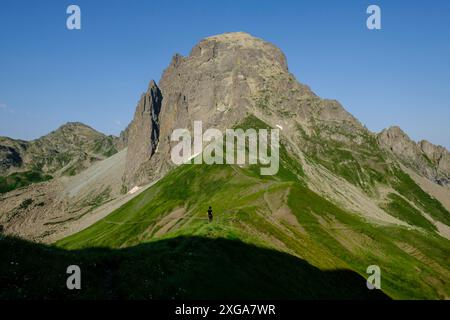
top-left (43, 122), bottom-right (99, 138)
top-left (122, 32), bottom-right (447, 189)
top-left (383, 125), bottom-right (404, 134)
top-left (377, 126), bottom-right (415, 153)
top-left (418, 140), bottom-right (450, 181)
top-left (123, 32), bottom-right (295, 187)
top-left (199, 32), bottom-right (288, 70)
top-left (59, 121), bottom-right (90, 128)
top-left (122, 32), bottom-right (370, 187)
top-left (419, 140), bottom-right (448, 159)
top-left (378, 126), bottom-right (450, 186)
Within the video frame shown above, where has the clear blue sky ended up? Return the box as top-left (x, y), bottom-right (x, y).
top-left (1, 0), bottom-right (449, 148)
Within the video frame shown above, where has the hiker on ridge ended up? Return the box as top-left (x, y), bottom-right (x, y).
top-left (207, 206), bottom-right (213, 223)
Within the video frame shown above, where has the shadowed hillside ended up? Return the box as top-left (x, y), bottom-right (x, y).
top-left (0, 235), bottom-right (389, 300)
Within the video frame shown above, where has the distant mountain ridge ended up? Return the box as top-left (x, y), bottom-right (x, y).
top-left (0, 122), bottom-right (121, 178)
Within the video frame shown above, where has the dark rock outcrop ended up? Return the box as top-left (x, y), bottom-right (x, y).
top-left (123, 80), bottom-right (163, 187)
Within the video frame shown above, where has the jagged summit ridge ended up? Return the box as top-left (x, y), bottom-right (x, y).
top-left (378, 126), bottom-right (450, 185)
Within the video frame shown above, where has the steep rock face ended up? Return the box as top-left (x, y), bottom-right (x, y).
top-left (157, 32), bottom-right (362, 137)
top-left (114, 124), bottom-right (130, 150)
top-left (123, 80), bottom-right (163, 187)
top-left (0, 138), bottom-right (26, 174)
top-left (378, 126), bottom-right (423, 162)
top-left (124, 32), bottom-right (366, 187)
top-left (419, 140), bottom-right (450, 177)
top-left (156, 32), bottom-right (292, 141)
top-left (378, 126), bottom-right (450, 186)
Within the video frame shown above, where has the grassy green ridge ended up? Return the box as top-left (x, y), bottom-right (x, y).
top-left (392, 167), bottom-right (450, 226)
top-left (382, 193), bottom-right (436, 232)
top-left (0, 171), bottom-right (52, 194)
top-left (56, 160), bottom-right (450, 299)
top-left (56, 115), bottom-right (305, 249)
